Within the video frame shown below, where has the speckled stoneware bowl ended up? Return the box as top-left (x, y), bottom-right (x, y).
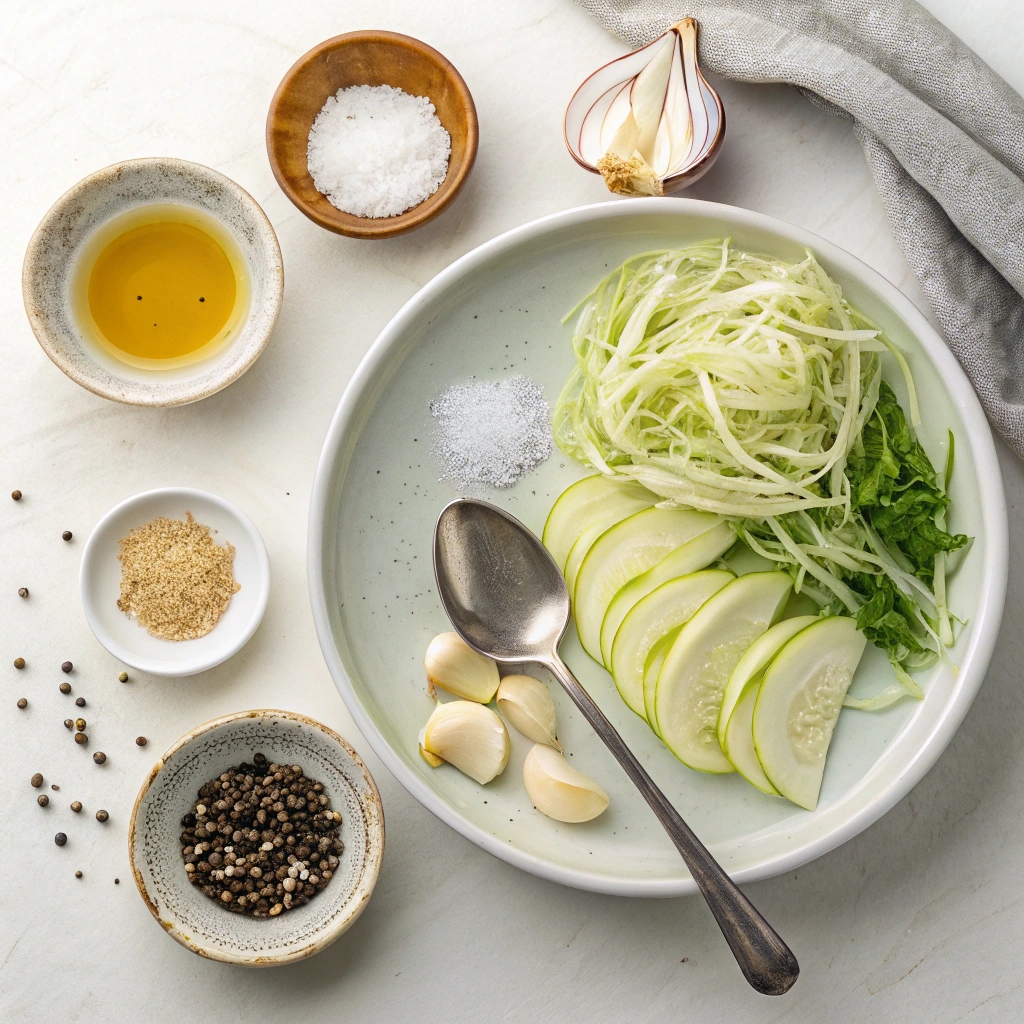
top-left (129, 710), bottom-right (384, 966)
top-left (22, 157), bottom-right (283, 406)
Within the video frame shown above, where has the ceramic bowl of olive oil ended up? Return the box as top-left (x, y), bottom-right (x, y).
top-left (22, 158), bottom-right (283, 406)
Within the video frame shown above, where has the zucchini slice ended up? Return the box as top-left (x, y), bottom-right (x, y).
top-left (718, 615), bottom-right (819, 794)
top-left (609, 569), bottom-right (733, 722)
top-left (656, 572), bottom-right (792, 773)
top-left (753, 616), bottom-right (867, 810)
top-left (599, 521), bottom-right (734, 666)
top-left (574, 507), bottom-right (721, 664)
top-left (542, 475), bottom-right (654, 573)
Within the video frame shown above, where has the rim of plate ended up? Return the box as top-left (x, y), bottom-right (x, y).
top-left (81, 487), bottom-right (270, 676)
top-left (307, 198), bottom-right (1008, 897)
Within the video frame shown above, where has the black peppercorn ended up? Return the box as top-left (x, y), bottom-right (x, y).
top-left (61, 661), bottom-right (73, 673)
top-left (31, 773), bottom-right (43, 787)
top-left (75, 697), bottom-right (86, 707)
top-left (54, 832), bottom-right (67, 846)
top-left (18, 587), bottom-right (28, 598)
top-left (59, 682), bottom-right (71, 694)
top-left (74, 732), bottom-right (88, 745)
top-left (96, 809), bottom-right (109, 822)
top-left (75, 870), bottom-right (82, 878)
top-left (64, 719), bottom-right (74, 730)
top-left (14, 658), bottom-right (25, 669)
top-left (11, 489), bottom-right (22, 500)
top-left (62, 531), bottom-right (72, 542)
top-left (136, 736), bottom-right (148, 746)
top-left (93, 752), bottom-right (106, 765)
top-left (50, 783), bottom-right (59, 791)
top-left (17, 698), bottom-right (27, 709)
top-left (37, 794), bottom-right (49, 807)
top-left (71, 801), bottom-right (82, 813)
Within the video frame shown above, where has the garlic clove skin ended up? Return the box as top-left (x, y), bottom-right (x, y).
top-left (523, 744), bottom-right (610, 823)
top-left (424, 632), bottom-right (500, 703)
top-left (418, 728), bottom-right (444, 768)
top-left (422, 700), bottom-right (510, 785)
top-left (496, 674), bottom-right (562, 752)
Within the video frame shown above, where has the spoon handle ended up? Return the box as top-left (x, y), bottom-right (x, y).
top-left (545, 655), bottom-right (799, 996)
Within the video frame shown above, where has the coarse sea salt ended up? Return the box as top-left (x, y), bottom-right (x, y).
top-left (306, 84), bottom-right (451, 219)
top-left (430, 376), bottom-right (553, 489)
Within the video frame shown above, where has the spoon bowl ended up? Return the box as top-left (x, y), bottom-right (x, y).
top-left (434, 499), bottom-right (569, 661)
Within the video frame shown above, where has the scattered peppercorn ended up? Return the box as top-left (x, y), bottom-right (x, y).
top-left (93, 752), bottom-right (106, 765)
top-left (51, 784), bottom-right (59, 791)
top-left (59, 682), bottom-right (71, 694)
top-left (18, 587), bottom-right (28, 598)
top-left (31, 773), bottom-right (43, 787)
top-left (75, 697), bottom-right (85, 707)
top-left (178, 752), bottom-right (343, 918)
top-left (75, 870), bottom-right (82, 878)
top-left (17, 698), bottom-right (27, 709)
top-left (114, 878), bottom-right (119, 884)
top-left (61, 661), bottom-right (73, 673)
top-left (14, 658), bottom-right (25, 669)
top-left (74, 732), bottom-right (88, 745)
top-left (118, 671), bottom-right (129, 682)
top-left (55, 832), bottom-right (67, 846)
top-left (11, 490), bottom-right (22, 501)
top-left (75, 718), bottom-right (86, 731)
top-left (62, 531), bottom-right (73, 542)
top-left (37, 794), bottom-right (49, 807)
top-left (64, 719), bottom-right (74, 730)
top-left (71, 801), bottom-right (82, 813)
top-left (136, 736), bottom-right (148, 746)
top-left (96, 809), bottom-right (109, 822)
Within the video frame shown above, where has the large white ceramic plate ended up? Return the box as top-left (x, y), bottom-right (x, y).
top-left (309, 199), bottom-right (1007, 897)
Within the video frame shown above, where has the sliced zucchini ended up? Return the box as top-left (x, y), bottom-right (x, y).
top-left (562, 489), bottom-right (658, 596)
top-left (753, 616), bottom-right (867, 810)
top-left (718, 615), bottom-right (819, 794)
top-left (542, 475), bottom-right (654, 573)
top-left (656, 572), bottom-right (792, 773)
top-left (599, 521), bottom-right (734, 666)
top-left (574, 507), bottom-right (722, 664)
top-left (643, 630), bottom-right (677, 736)
top-left (609, 569), bottom-right (733, 722)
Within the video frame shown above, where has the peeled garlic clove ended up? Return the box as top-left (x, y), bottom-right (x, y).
top-left (422, 700), bottom-right (510, 785)
top-left (523, 744), bottom-right (609, 823)
top-left (496, 674), bottom-right (562, 751)
top-left (424, 632), bottom-right (500, 703)
top-left (419, 728), bottom-right (444, 768)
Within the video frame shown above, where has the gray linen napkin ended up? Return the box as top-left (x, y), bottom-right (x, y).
top-left (573, 0), bottom-right (1024, 456)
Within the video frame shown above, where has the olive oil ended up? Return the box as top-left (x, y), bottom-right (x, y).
top-left (73, 204), bottom-right (249, 370)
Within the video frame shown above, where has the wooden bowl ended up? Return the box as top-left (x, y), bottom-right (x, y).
top-left (266, 31), bottom-right (478, 239)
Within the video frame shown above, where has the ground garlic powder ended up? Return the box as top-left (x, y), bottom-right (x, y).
top-left (117, 512), bottom-right (241, 641)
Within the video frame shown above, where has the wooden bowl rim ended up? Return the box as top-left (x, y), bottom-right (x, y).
top-left (266, 30), bottom-right (478, 239)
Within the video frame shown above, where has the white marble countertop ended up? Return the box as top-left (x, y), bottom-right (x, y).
top-left (2, 1), bottom-right (1021, 1020)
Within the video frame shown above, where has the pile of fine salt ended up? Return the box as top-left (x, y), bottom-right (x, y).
top-left (306, 84), bottom-right (451, 219)
top-left (430, 376), bottom-right (553, 489)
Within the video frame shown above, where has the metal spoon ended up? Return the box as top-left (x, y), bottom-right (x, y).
top-left (433, 497), bottom-right (799, 997)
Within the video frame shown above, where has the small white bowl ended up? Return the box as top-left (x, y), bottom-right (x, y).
top-left (129, 709), bottom-right (385, 966)
top-left (81, 488), bottom-right (269, 676)
top-left (22, 157), bottom-right (283, 406)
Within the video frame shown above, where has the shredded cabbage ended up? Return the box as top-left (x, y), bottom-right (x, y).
top-left (554, 240), bottom-right (968, 703)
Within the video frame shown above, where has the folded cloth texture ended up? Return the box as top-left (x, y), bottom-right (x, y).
top-left (574, 0), bottom-right (1024, 455)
